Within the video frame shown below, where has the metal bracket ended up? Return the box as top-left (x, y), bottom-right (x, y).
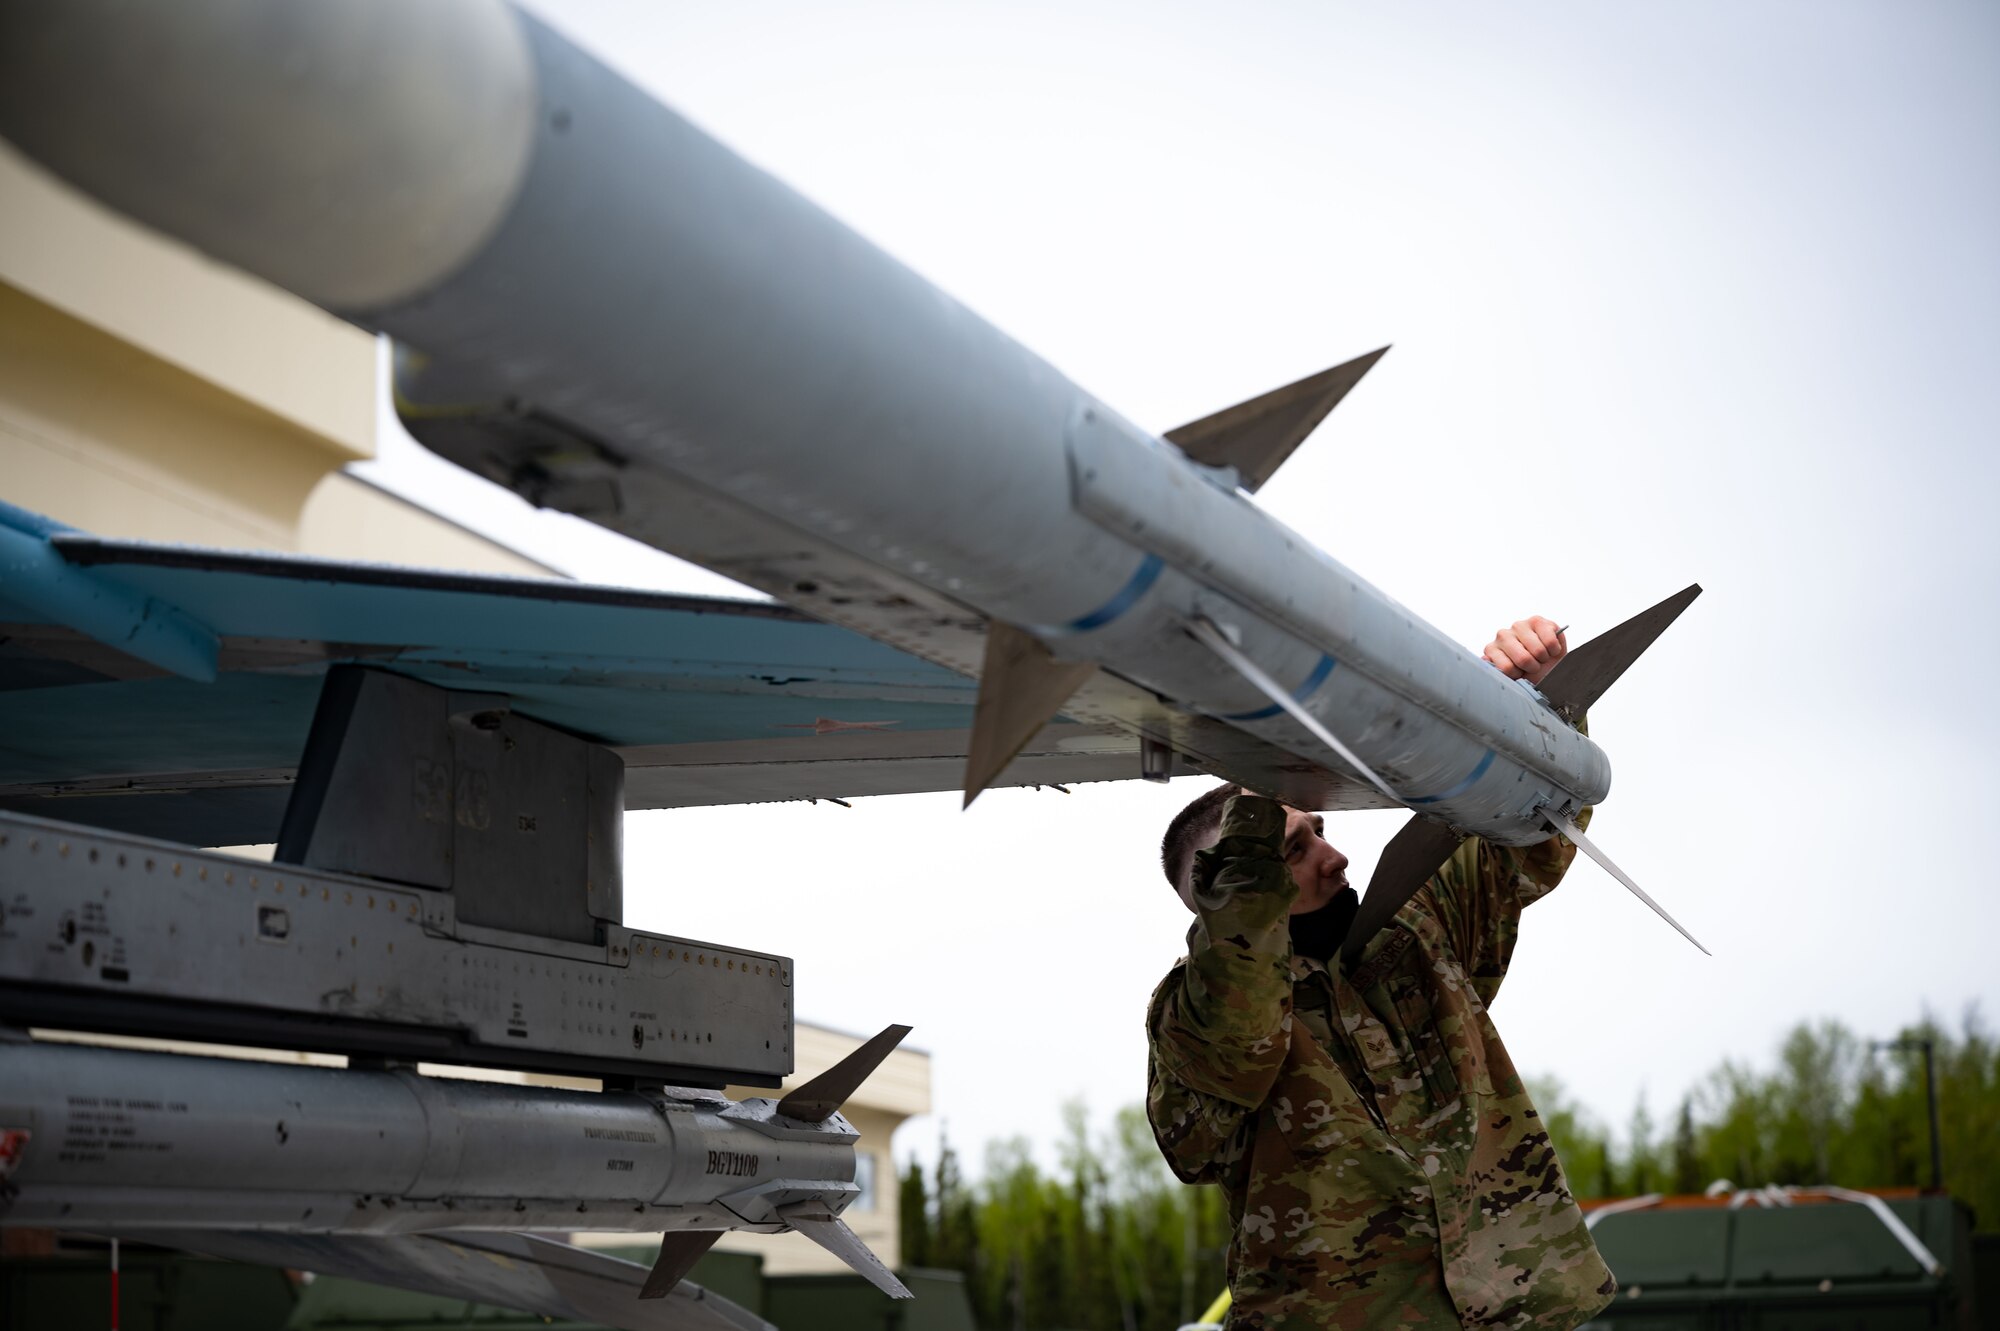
top-left (277, 666), bottom-right (622, 943)
top-left (0, 810), bottom-right (791, 1085)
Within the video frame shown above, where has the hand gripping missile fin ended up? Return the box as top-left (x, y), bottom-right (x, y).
top-left (963, 622), bottom-right (1098, 808)
top-left (1164, 346), bottom-right (1389, 493)
top-left (1538, 584), bottom-right (1702, 722)
top-left (639, 1230), bottom-right (725, 1301)
top-left (1187, 618), bottom-right (1404, 806)
top-left (1340, 815), bottom-right (1468, 969)
top-left (1544, 810), bottom-right (1711, 956)
top-left (775, 1023), bottom-right (913, 1124)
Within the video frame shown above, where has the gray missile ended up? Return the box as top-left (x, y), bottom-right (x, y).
top-left (0, 1030), bottom-right (913, 1300)
top-left (0, 1), bottom-right (1701, 941)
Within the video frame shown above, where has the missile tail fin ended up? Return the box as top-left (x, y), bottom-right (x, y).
top-left (1164, 346), bottom-right (1389, 493)
top-left (1340, 815), bottom-right (1468, 968)
top-left (776, 1023), bottom-right (913, 1123)
top-left (777, 1204), bottom-right (914, 1299)
top-left (640, 1230), bottom-right (724, 1301)
top-left (1538, 584), bottom-right (1702, 721)
top-left (962, 622), bottom-right (1098, 808)
top-left (1544, 810), bottom-right (1711, 955)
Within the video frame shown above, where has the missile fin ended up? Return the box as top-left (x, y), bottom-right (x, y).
top-left (1188, 617), bottom-right (1404, 806)
top-left (777, 1203), bottom-right (914, 1299)
top-left (1340, 815), bottom-right (1467, 968)
top-left (776, 1023), bottom-right (913, 1124)
top-left (963, 622), bottom-right (1098, 808)
top-left (1544, 810), bottom-right (1711, 955)
top-left (1538, 584), bottom-right (1702, 722)
top-left (1164, 346), bottom-right (1389, 493)
top-left (640, 1230), bottom-right (724, 1301)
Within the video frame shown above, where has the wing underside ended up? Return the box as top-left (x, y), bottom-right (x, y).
top-left (120, 1229), bottom-right (772, 1331)
top-left (0, 528), bottom-right (1389, 844)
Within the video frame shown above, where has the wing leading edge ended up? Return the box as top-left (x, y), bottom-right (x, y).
top-left (0, 524), bottom-right (1138, 844)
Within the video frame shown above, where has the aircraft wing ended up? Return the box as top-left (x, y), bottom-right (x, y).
top-left (125, 1230), bottom-right (772, 1331)
top-left (0, 524), bottom-right (1143, 846)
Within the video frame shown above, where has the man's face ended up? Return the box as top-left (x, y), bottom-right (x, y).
top-left (1281, 807), bottom-right (1351, 915)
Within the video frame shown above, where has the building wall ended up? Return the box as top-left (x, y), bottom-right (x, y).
top-left (1, 137), bottom-right (544, 577)
top-left (298, 471), bottom-right (557, 576)
top-left (0, 144), bottom-right (371, 458)
top-left (0, 279), bottom-right (351, 549)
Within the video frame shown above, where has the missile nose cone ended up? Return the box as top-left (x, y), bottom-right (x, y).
top-left (0, 0), bottom-right (537, 312)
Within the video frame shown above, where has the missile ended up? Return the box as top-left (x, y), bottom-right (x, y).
top-left (0, 1), bottom-right (1702, 943)
top-left (0, 1029), bottom-right (914, 1303)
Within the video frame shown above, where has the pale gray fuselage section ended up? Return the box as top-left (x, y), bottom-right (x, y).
top-left (0, 0), bottom-right (1610, 840)
top-left (0, 1037), bottom-right (858, 1234)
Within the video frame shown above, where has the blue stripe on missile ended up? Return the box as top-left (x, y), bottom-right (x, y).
top-left (1407, 748), bottom-right (1497, 805)
top-left (1219, 651), bottom-right (1338, 721)
top-left (1056, 553), bottom-right (1165, 633)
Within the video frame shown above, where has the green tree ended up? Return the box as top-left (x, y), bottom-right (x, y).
top-left (1694, 1058), bottom-right (1770, 1189)
top-left (932, 1128), bottom-right (979, 1278)
top-left (1670, 1097), bottom-right (1703, 1194)
top-left (1766, 1019), bottom-right (1859, 1182)
top-left (1528, 1075), bottom-right (1614, 1198)
top-left (904, 1010), bottom-right (2000, 1328)
top-left (1624, 1093), bottom-right (1658, 1195)
top-left (899, 1155), bottom-right (931, 1268)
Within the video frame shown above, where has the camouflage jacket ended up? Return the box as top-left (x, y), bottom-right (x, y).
top-left (1146, 795), bottom-right (1616, 1329)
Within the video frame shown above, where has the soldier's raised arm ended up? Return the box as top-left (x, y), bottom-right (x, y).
top-left (1147, 795), bottom-right (1296, 1110)
top-left (1400, 614), bottom-right (1586, 1001)
top-left (1417, 809), bottom-right (1587, 1008)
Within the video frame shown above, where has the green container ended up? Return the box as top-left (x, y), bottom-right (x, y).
top-left (1583, 1194), bottom-right (1981, 1331)
top-left (0, 1243), bottom-right (296, 1331)
top-left (765, 1268), bottom-right (977, 1331)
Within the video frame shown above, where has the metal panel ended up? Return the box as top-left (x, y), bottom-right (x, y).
top-left (0, 811), bottom-right (790, 1085)
top-left (1590, 1209), bottom-right (1733, 1289)
top-left (1734, 1205), bottom-right (1930, 1285)
top-left (277, 666), bottom-right (455, 889)
top-left (447, 702), bottom-right (612, 945)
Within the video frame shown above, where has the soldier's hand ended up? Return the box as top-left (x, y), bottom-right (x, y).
top-left (1483, 616), bottom-right (1566, 685)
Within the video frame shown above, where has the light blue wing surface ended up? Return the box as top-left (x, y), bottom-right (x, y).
top-left (0, 517), bottom-right (1137, 845)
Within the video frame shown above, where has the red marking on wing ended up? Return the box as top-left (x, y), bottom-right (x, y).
top-left (770, 718), bottom-right (901, 734)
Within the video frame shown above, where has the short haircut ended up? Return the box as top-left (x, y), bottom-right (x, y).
top-left (1161, 781), bottom-right (1243, 902)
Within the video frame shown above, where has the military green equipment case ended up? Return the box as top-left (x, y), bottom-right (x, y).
top-left (1585, 1194), bottom-right (1983, 1330)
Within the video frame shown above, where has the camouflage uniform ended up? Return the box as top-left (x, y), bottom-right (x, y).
top-left (1146, 795), bottom-right (1616, 1329)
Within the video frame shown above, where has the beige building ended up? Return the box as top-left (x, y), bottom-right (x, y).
top-left (1, 142), bottom-right (928, 1274)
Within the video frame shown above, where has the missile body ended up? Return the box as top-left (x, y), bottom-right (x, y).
top-left (0, 0), bottom-right (1608, 839)
top-left (0, 1039), bottom-right (860, 1235)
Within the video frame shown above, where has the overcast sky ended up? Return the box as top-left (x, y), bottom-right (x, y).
top-left (358, 1), bottom-right (2000, 1175)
